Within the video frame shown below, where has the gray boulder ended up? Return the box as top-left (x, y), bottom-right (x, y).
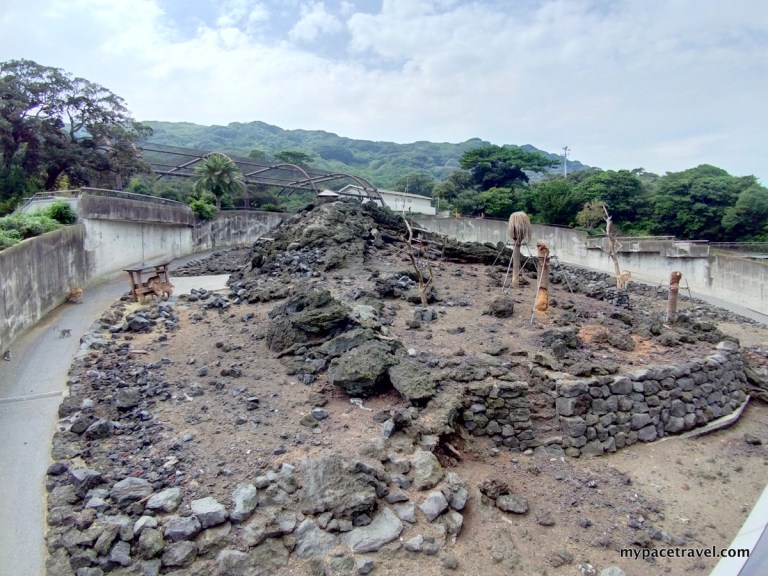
top-left (110, 477), bottom-right (152, 506)
top-left (329, 340), bottom-right (401, 397)
top-left (230, 484), bottom-right (258, 522)
top-left (191, 496), bottom-right (229, 528)
top-left (146, 487), bottom-right (183, 513)
top-left (411, 450), bottom-right (443, 490)
top-left (341, 507), bottom-right (403, 553)
top-left (300, 453), bottom-right (378, 520)
top-left (388, 359), bottom-right (440, 406)
top-left (293, 519), bottom-right (340, 558)
top-left (496, 493), bottom-right (529, 514)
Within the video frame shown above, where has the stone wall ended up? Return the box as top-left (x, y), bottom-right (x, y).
top-left (460, 381), bottom-right (535, 451)
top-left (457, 341), bottom-right (748, 457)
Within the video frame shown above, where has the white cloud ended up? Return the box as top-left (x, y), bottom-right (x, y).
top-left (0, 0), bottom-right (766, 182)
top-left (288, 2), bottom-right (343, 43)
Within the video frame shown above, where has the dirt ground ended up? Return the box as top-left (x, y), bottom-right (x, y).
top-left (65, 243), bottom-right (768, 576)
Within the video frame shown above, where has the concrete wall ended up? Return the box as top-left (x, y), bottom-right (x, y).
top-left (193, 211), bottom-right (284, 252)
top-left (0, 226), bottom-right (86, 351)
top-left (0, 207), bottom-right (284, 351)
top-left (415, 217), bottom-right (768, 315)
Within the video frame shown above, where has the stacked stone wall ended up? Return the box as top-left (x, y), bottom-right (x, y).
top-left (458, 342), bottom-right (748, 457)
top-left (460, 381), bottom-right (536, 451)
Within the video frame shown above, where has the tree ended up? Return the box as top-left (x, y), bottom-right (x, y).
top-left (193, 153), bottom-right (246, 210)
top-left (573, 169), bottom-right (645, 225)
top-left (433, 170), bottom-right (474, 203)
top-left (721, 184), bottom-right (768, 240)
top-left (0, 59), bottom-right (151, 203)
top-left (275, 150), bottom-right (314, 167)
top-left (519, 178), bottom-right (584, 226)
top-left (648, 165), bottom-right (748, 240)
top-left (395, 172), bottom-right (435, 197)
top-left (476, 187), bottom-right (518, 218)
top-left (460, 145), bottom-right (554, 191)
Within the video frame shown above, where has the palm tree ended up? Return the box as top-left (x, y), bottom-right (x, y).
top-left (508, 211), bottom-right (531, 286)
top-left (193, 153), bottom-right (246, 210)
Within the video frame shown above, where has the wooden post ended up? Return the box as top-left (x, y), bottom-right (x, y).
top-left (666, 271), bottom-right (683, 322)
top-left (534, 242), bottom-right (550, 312)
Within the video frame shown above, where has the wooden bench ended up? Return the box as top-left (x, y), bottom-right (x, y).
top-left (124, 262), bottom-right (171, 302)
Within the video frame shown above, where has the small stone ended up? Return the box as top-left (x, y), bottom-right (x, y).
top-left (439, 551), bottom-right (459, 569)
top-left (404, 535), bottom-right (423, 552)
top-left (162, 541), bottom-right (197, 568)
top-left (191, 496), bottom-right (229, 528)
top-left (146, 487), bottom-right (183, 513)
top-left (744, 434), bottom-right (762, 446)
top-left (496, 493), bottom-right (529, 514)
top-left (357, 556), bottom-right (375, 574)
top-left (109, 541), bottom-right (132, 567)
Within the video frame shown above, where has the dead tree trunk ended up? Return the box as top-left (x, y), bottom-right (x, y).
top-left (402, 217), bottom-right (436, 307)
top-left (602, 205), bottom-right (624, 288)
top-left (666, 271), bottom-right (683, 323)
top-left (534, 242), bottom-right (550, 312)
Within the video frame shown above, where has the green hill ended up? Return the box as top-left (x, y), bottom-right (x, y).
top-left (142, 120), bottom-right (586, 189)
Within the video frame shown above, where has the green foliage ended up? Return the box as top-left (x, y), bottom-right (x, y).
top-left (395, 172), bottom-right (435, 197)
top-left (476, 187), bottom-right (518, 218)
top-left (188, 197), bottom-right (217, 219)
top-left (45, 201), bottom-right (77, 224)
top-left (259, 203), bottom-right (281, 212)
top-left (722, 185), bottom-right (768, 240)
top-left (275, 150), bottom-right (315, 167)
top-left (142, 122), bottom-right (581, 191)
top-left (519, 179), bottom-right (585, 226)
top-left (0, 230), bottom-right (21, 250)
top-left (573, 169), bottom-right (645, 225)
top-left (0, 212), bottom-right (62, 243)
top-left (460, 145), bottom-right (555, 190)
top-left (193, 153), bottom-right (246, 209)
top-left (647, 165), bottom-right (754, 240)
top-left (0, 59), bottom-right (151, 209)
top-left (575, 201), bottom-right (606, 231)
top-left (433, 170), bottom-right (474, 203)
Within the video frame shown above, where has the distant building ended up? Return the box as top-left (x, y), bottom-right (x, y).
top-left (336, 184), bottom-right (436, 216)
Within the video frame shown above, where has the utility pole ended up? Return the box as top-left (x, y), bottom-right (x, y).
top-left (562, 146), bottom-right (570, 178)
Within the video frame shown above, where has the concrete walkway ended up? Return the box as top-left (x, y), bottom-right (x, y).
top-left (0, 257), bottom-right (228, 576)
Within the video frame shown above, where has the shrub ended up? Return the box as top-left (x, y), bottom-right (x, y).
top-left (0, 231), bottom-right (21, 250)
top-left (189, 199), bottom-right (217, 220)
top-left (46, 201), bottom-right (78, 224)
top-left (0, 213), bottom-right (61, 239)
top-left (259, 203), bottom-right (282, 212)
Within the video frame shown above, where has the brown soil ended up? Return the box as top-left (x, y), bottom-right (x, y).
top-left (65, 243), bottom-right (768, 576)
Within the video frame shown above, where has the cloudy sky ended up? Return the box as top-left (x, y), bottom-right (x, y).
top-left (2, 0), bottom-right (766, 182)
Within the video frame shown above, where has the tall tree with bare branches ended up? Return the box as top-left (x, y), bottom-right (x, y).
top-left (508, 211), bottom-right (531, 286)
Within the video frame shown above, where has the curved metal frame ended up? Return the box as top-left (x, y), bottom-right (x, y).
top-left (142, 145), bottom-right (385, 206)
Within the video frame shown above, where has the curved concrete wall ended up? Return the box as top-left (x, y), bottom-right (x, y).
top-left (415, 216), bottom-right (767, 316)
top-left (0, 206), bottom-right (283, 353)
top-left (0, 226), bottom-right (86, 353)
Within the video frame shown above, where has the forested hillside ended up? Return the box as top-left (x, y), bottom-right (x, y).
top-left (142, 120), bottom-right (585, 189)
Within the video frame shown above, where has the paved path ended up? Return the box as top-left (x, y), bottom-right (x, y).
top-left (0, 256), bottom-right (228, 576)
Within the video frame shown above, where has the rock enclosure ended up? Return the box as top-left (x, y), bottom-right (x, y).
top-left (45, 200), bottom-right (768, 576)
